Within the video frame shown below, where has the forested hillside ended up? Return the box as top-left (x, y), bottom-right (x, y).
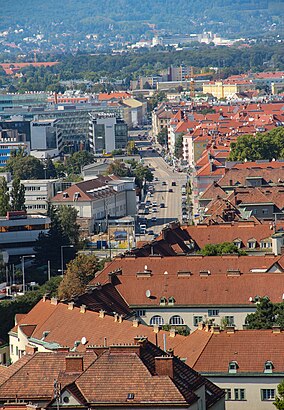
top-left (1, 0), bottom-right (284, 38)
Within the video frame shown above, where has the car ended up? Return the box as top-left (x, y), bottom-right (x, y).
top-left (154, 177), bottom-right (159, 181)
top-left (148, 230), bottom-right (154, 235)
top-left (162, 181), bottom-right (167, 186)
top-left (152, 201), bottom-right (158, 207)
top-left (172, 181), bottom-right (176, 186)
top-left (151, 216), bottom-right (157, 222)
top-left (160, 203), bottom-right (165, 208)
top-left (152, 207), bottom-right (158, 213)
top-left (146, 200), bottom-right (151, 206)
top-left (168, 188), bottom-right (173, 193)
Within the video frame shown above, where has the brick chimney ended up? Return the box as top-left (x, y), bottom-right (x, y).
top-left (109, 344), bottom-right (141, 356)
top-left (99, 309), bottom-right (106, 318)
top-left (155, 356), bottom-right (174, 378)
top-left (211, 325), bottom-right (221, 334)
top-left (153, 324), bottom-right (160, 334)
top-left (198, 322), bottom-right (205, 330)
top-left (65, 355), bottom-right (84, 372)
top-left (114, 313), bottom-right (119, 322)
top-left (25, 344), bottom-right (38, 355)
top-left (68, 302), bottom-right (74, 310)
top-left (169, 328), bottom-right (176, 338)
top-left (51, 297), bottom-right (58, 305)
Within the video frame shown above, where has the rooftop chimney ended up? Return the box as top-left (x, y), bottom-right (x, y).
top-left (65, 355), bottom-right (83, 373)
top-left (50, 297), bottom-right (58, 305)
top-left (99, 309), bottom-right (106, 318)
top-left (169, 328), bottom-right (176, 338)
top-left (272, 325), bottom-right (281, 334)
top-left (198, 322), bottom-right (205, 331)
top-left (80, 305), bottom-right (86, 314)
top-left (155, 356), bottom-right (174, 379)
top-left (153, 324), bottom-right (160, 334)
top-left (132, 319), bottom-right (139, 328)
top-left (25, 344), bottom-right (38, 355)
top-left (211, 325), bottom-right (221, 334)
top-left (226, 325), bottom-right (236, 334)
top-left (68, 302), bottom-right (75, 310)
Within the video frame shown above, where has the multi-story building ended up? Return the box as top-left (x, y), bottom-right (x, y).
top-left (51, 175), bottom-right (136, 235)
top-left (91, 253), bottom-right (284, 331)
top-left (186, 326), bottom-right (284, 410)
top-left (30, 118), bottom-right (62, 157)
top-left (8, 179), bottom-right (68, 215)
top-left (0, 141), bottom-right (29, 167)
top-left (0, 211), bottom-right (50, 258)
top-left (203, 80), bottom-right (255, 99)
top-left (89, 112), bottom-right (128, 154)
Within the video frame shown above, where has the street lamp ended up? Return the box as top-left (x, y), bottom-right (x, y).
top-left (22, 255), bottom-right (35, 294)
top-left (60, 245), bottom-right (74, 276)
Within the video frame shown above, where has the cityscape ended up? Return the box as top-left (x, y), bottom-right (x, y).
top-left (0, 1), bottom-right (284, 409)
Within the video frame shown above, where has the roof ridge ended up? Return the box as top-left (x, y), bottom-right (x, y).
top-left (190, 330), bottom-right (213, 368)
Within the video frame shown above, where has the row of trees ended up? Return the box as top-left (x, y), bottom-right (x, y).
top-left (0, 177), bottom-right (25, 216)
top-left (198, 242), bottom-right (246, 256)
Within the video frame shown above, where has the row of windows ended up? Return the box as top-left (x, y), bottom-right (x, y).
top-left (225, 388), bottom-right (275, 401)
top-left (137, 313), bottom-right (235, 327)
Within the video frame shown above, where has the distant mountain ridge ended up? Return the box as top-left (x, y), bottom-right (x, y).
top-left (1, 0), bottom-right (284, 38)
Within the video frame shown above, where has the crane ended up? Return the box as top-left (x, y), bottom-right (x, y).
top-left (184, 66), bottom-right (213, 98)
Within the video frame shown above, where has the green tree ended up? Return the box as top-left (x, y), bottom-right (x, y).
top-left (57, 254), bottom-right (99, 300)
top-left (0, 177), bottom-right (11, 216)
top-left (157, 127), bottom-right (168, 145)
top-left (274, 380), bottom-right (284, 410)
top-left (127, 141), bottom-right (139, 155)
top-left (10, 178), bottom-right (26, 211)
top-left (34, 205), bottom-right (72, 269)
top-left (245, 297), bottom-right (276, 329)
top-left (174, 134), bottom-right (184, 159)
top-left (57, 205), bottom-right (80, 245)
top-left (6, 153), bottom-right (45, 179)
top-left (44, 158), bottom-right (57, 178)
top-left (66, 151), bottom-right (94, 175)
top-left (199, 242), bottom-right (246, 256)
top-left (107, 160), bottom-right (130, 177)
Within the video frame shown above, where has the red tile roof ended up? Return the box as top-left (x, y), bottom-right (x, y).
top-left (189, 328), bottom-right (284, 375)
top-left (91, 254), bottom-right (284, 307)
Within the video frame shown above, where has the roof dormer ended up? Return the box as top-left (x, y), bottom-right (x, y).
top-left (228, 361), bottom-right (238, 374)
top-left (264, 360), bottom-right (274, 374)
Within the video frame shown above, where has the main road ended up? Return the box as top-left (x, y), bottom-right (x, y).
top-left (139, 144), bottom-right (188, 236)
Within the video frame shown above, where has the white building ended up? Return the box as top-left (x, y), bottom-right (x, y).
top-left (30, 119), bottom-right (62, 157)
top-left (89, 112), bottom-right (128, 154)
top-left (51, 175), bottom-right (136, 235)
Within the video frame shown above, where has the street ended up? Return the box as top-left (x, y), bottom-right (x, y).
top-left (136, 139), bottom-right (188, 240)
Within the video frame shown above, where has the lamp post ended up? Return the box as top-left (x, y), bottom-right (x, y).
top-left (22, 255), bottom-right (35, 294)
top-left (60, 245), bottom-right (74, 277)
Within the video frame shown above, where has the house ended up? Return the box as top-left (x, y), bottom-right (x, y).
top-left (0, 339), bottom-right (225, 410)
top-left (90, 253), bottom-right (284, 331)
top-left (50, 175), bottom-right (136, 235)
top-left (184, 326), bottom-right (284, 410)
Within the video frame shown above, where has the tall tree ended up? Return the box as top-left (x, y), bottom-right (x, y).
top-left (10, 178), bottom-right (26, 211)
top-left (245, 297), bottom-right (276, 329)
top-left (45, 158), bottom-right (57, 179)
top-left (274, 380), bottom-right (284, 410)
top-left (57, 254), bottom-right (99, 300)
top-left (0, 177), bottom-right (11, 216)
top-left (57, 205), bottom-right (80, 245)
top-left (6, 154), bottom-right (45, 179)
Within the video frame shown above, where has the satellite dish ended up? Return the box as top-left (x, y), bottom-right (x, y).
top-left (146, 289), bottom-right (151, 298)
top-left (249, 296), bottom-right (253, 302)
top-left (81, 336), bottom-right (87, 345)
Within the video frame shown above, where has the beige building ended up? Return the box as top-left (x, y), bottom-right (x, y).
top-left (186, 326), bottom-right (284, 410)
top-left (203, 81), bottom-right (255, 99)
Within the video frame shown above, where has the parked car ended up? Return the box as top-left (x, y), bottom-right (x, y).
top-left (148, 230), bottom-right (155, 235)
top-left (151, 216), bottom-right (157, 222)
top-left (168, 188), bottom-right (173, 193)
top-left (162, 181), bottom-right (167, 186)
top-left (172, 181), bottom-right (176, 186)
top-left (160, 203), bottom-right (165, 208)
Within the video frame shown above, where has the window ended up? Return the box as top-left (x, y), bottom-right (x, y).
top-left (136, 310), bottom-right (146, 317)
top-left (225, 316), bottom-right (235, 325)
top-left (150, 315), bottom-right (164, 326)
top-left (193, 316), bottom-right (203, 326)
top-left (229, 361), bottom-right (238, 374)
top-left (208, 309), bottom-right (219, 317)
top-left (10, 344), bottom-right (13, 354)
top-left (168, 296), bottom-right (175, 305)
top-left (261, 389), bottom-right (275, 400)
top-left (234, 388), bottom-right (246, 401)
top-left (260, 241), bottom-right (271, 248)
top-left (169, 315), bottom-right (184, 325)
top-left (15, 346), bottom-right (18, 356)
top-left (262, 209), bottom-right (269, 215)
top-left (160, 297), bottom-right (167, 306)
top-left (248, 241), bottom-right (256, 249)
top-left (224, 389), bottom-right (232, 401)
top-left (264, 361), bottom-right (274, 373)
